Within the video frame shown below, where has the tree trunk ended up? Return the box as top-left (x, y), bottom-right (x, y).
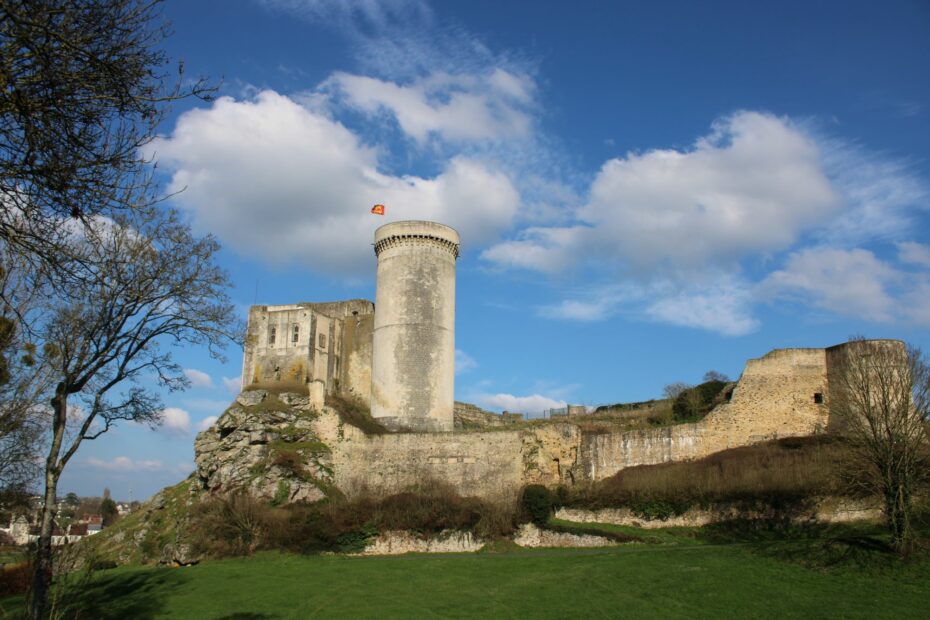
top-left (29, 467), bottom-right (59, 620)
top-left (29, 390), bottom-right (67, 620)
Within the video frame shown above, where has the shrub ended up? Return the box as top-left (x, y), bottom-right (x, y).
top-left (190, 493), bottom-right (289, 557)
top-left (0, 562), bottom-right (30, 597)
top-left (521, 485), bottom-right (555, 526)
top-left (672, 380), bottom-right (728, 421)
top-left (190, 484), bottom-right (517, 559)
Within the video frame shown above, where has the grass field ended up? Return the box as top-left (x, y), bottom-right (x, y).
top-left (3, 521), bottom-right (929, 619)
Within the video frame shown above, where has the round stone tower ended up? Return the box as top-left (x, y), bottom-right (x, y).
top-left (371, 220), bottom-right (459, 432)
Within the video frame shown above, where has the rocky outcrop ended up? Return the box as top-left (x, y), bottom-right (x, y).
top-left (356, 530), bottom-right (484, 555)
top-left (194, 390), bottom-right (334, 504)
top-left (513, 523), bottom-right (616, 548)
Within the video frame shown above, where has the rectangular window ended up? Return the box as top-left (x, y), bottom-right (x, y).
top-left (268, 326), bottom-right (276, 345)
top-left (319, 333), bottom-right (327, 349)
top-left (814, 393), bottom-right (824, 404)
top-left (292, 324), bottom-right (300, 343)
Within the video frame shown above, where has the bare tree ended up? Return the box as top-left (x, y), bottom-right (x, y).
top-left (0, 246), bottom-right (55, 501)
top-left (702, 370), bottom-right (729, 383)
top-left (662, 382), bottom-right (690, 400)
top-left (0, 0), bottom-right (212, 273)
top-left (828, 339), bottom-right (930, 555)
top-left (27, 210), bottom-right (234, 618)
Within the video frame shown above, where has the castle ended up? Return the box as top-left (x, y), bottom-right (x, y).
top-left (208, 220), bottom-right (903, 503)
top-left (242, 220), bottom-right (459, 432)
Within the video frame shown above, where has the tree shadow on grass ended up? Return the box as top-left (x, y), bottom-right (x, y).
top-left (698, 519), bottom-right (908, 571)
top-left (58, 569), bottom-right (189, 619)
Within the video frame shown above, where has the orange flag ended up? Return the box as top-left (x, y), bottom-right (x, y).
top-left (371, 204), bottom-right (385, 215)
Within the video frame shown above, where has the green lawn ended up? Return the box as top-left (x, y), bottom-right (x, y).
top-left (3, 523), bottom-right (929, 619)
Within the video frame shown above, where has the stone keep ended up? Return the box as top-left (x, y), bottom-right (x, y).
top-left (371, 221), bottom-right (460, 432)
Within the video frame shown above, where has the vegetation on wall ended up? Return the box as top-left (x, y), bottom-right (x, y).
top-left (325, 393), bottom-right (388, 435)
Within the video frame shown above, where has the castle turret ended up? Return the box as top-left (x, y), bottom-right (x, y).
top-left (371, 221), bottom-right (459, 432)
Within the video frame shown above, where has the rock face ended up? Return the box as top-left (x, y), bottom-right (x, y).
top-left (514, 523), bottom-right (616, 548)
top-left (356, 530), bottom-right (484, 555)
top-left (194, 390), bottom-right (333, 504)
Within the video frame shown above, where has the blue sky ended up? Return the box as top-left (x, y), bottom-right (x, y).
top-left (61, 0), bottom-right (930, 500)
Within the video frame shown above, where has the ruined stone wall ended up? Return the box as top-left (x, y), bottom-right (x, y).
top-left (578, 347), bottom-right (831, 480)
top-left (317, 347), bottom-right (840, 501)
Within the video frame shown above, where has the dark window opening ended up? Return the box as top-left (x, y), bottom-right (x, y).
top-left (813, 392), bottom-right (824, 404)
top-left (319, 333), bottom-right (327, 349)
top-left (292, 324), bottom-right (299, 343)
top-left (268, 326), bottom-right (276, 345)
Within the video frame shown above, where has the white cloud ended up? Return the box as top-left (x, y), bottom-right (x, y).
top-left (159, 407), bottom-right (192, 435)
top-left (198, 416), bottom-right (218, 431)
top-left (151, 91), bottom-right (520, 275)
top-left (483, 111), bottom-right (839, 274)
top-left (455, 349), bottom-right (477, 374)
top-left (222, 376), bottom-right (242, 395)
top-left (260, 0), bottom-right (430, 33)
top-left (85, 456), bottom-right (165, 472)
top-left (897, 241), bottom-right (930, 268)
top-left (538, 279), bottom-right (757, 336)
top-left (183, 368), bottom-right (214, 389)
top-left (327, 69), bottom-right (535, 144)
top-left (475, 392), bottom-right (566, 414)
top-left (818, 139), bottom-right (927, 245)
top-left (760, 247), bottom-right (901, 323)
top-left (646, 283), bottom-right (758, 336)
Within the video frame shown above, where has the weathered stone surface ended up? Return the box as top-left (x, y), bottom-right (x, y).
top-left (356, 530), bottom-right (483, 555)
top-left (236, 390), bottom-right (267, 407)
top-left (371, 221), bottom-right (459, 432)
top-left (554, 498), bottom-right (883, 529)
top-left (514, 523), bottom-right (616, 548)
top-left (195, 392), bottom-right (332, 504)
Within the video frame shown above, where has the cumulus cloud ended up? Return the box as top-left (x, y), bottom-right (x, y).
top-left (475, 392), bottom-right (566, 414)
top-left (483, 111), bottom-right (839, 275)
top-left (484, 110), bottom-right (929, 334)
top-left (222, 376), bottom-right (242, 395)
top-left (198, 416), bottom-right (219, 431)
top-left (759, 247), bottom-right (930, 326)
top-left (150, 91), bottom-right (520, 275)
top-left (159, 407), bottom-right (192, 435)
top-left (454, 349), bottom-right (477, 374)
top-left (327, 69), bottom-right (535, 144)
top-left (183, 368), bottom-right (213, 389)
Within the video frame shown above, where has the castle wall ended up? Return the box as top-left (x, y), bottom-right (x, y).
top-left (341, 313), bottom-right (374, 404)
top-left (325, 422), bottom-right (526, 501)
top-left (580, 348), bottom-right (830, 480)
top-left (320, 347), bottom-right (840, 502)
top-left (241, 300), bottom-right (374, 395)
